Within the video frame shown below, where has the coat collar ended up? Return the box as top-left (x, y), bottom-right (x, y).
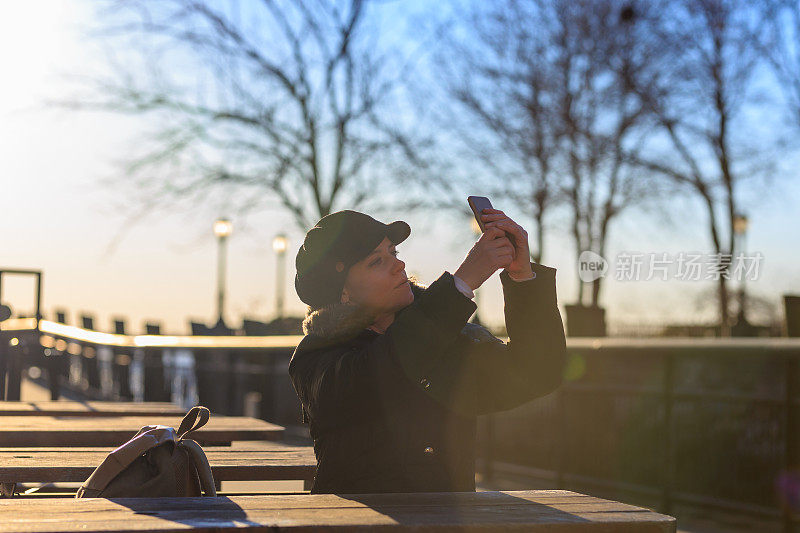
top-left (301, 276), bottom-right (427, 343)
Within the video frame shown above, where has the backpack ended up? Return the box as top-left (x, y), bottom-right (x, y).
top-left (76, 405), bottom-right (217, 498)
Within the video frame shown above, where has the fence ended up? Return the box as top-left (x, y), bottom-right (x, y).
top-left (478, 337), bottom-right (800, 532)
top-left (0, 318), bottom-right (301, 425)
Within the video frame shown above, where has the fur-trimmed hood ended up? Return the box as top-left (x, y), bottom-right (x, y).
top-left (301, 275), bottom-right (427, 341)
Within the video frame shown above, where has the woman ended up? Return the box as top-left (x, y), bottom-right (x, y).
top-left (289, 208), bottom-right (566, 494)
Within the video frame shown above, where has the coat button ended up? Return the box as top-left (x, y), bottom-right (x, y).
top-left (472, 337), bottom-right (481, 343)
top-left (424, 446), bottom-right (434, 454)
top-left (420, 378), bottom-right (431, 389)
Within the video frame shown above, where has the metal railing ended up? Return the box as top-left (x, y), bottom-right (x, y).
top-left (477, 337), bottom-right (800, 532)
top-left (0, 319), bottom-right (302, 421)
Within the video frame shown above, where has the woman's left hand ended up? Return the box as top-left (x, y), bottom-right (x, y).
top-left (481, 209), bottom-right (534, 279)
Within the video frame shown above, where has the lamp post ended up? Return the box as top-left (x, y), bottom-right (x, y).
top-left (733, 213), bottom-right (749, 333)
top-left (470, 217), bottom-right (483, 326)
top-left (272, 233), bottom-right (288, 320)
top-left (213, 218), bottom-right (233, 326)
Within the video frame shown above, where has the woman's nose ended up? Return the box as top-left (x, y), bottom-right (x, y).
top-left (394, 258), bottom-right (405, 272)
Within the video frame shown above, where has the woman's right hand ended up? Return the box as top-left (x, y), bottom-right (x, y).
top-left (453, 226), bottom-right (516, 291)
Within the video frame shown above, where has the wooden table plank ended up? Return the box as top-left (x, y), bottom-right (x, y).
top-left (0, 401), bottom-right (186, 417)
top-left (0, 490), bottom-right (676, 531)
top-left (0, 443), bottom-right (316, 483)
top-left (0, 416), bottom-right (283, 446)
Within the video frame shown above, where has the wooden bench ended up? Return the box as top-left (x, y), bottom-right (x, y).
top-left (0, 442), bottom-right (316, 485)
top-left (0, 416), bottom-right (284, 446)
top-left (0, 401), bottom-right (186, 417)
top-left (0, 490), bottom-right (676, 531)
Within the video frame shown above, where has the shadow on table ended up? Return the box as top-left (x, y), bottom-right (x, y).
top-left (337, 491), bottom-right (589, 527)
top-left (108, 496), bottom-right (259, 528)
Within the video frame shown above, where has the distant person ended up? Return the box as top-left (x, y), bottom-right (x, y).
top-left (289, 209), bottom-right (566, 494)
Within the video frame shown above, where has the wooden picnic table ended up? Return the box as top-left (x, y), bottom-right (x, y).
top-left (0, 401), bottom-right (186, 417)
top-left (0, 490), bottom-right (676, 531)
top-left (0, 442), bottom-right (316, 484)
top-left (0, 416), bottom-right (284, 446)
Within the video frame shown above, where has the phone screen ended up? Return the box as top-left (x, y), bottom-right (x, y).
top-left (468, 196), bottom-right (494, 232)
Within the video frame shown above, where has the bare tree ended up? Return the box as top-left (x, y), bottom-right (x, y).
top-left (550, 0), bottom-right (666, 306)
top-left (626, 0), bottom-right (772, 335)
top-left (431, 0), bottom-right (665, 307)
top-left (430, 0), bottom-right (563, 264)
top-left (761, 0), bottom-right (800, 128)
top-left (59, 0), bottom-right (437, 240)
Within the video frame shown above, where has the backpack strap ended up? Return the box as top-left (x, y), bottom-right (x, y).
top-left (176, 406), bottom-right (211, 440)
top-left (179, 439), bottom-right (217, 497)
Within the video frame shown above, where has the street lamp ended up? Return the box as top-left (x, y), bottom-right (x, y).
top-left (733, 213), bottom-right (749, 331)
top-left (213, 218), bottom-right (233, 326)
top-left (272, 233), bottom-right (288, 320)
top-left (733, 214), bottom-right (749, 237)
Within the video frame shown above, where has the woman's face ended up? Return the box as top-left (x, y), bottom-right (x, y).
top-left (340, 237), bottom-right (413, 314)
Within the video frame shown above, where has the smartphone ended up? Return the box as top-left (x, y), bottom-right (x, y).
top-left (468, 196), bottom-right (517, 247)
top-left (468, 196), bottom-right (494, 232)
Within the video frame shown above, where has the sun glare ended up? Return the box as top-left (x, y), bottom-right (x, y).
top-left (0, 1), bottom-right (78, 111)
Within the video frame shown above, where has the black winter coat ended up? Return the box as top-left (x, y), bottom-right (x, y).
top-left (288, 261), bottom-right (566, 494)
